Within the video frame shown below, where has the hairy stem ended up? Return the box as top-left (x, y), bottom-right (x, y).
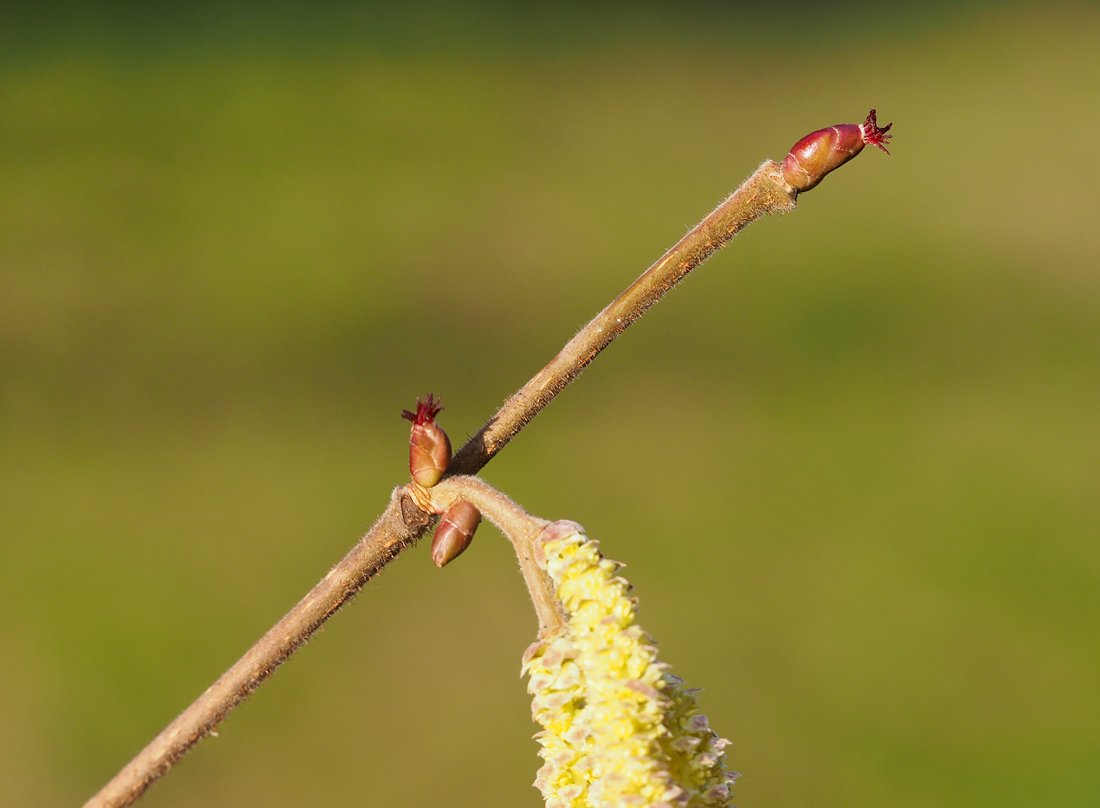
top-left (84, 487), bottom-right (429, 808)
top-left (84, 160), bottom-right (797, 808)
top-left (448, 160), bottom-right (795, 475)
top-left (427, 476), bottom-right (563, 636)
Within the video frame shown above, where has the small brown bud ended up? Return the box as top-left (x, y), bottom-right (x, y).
top-left (781, 108), bottom-right (892, 193)
top-left (401, 394), bottom-right (451, 487)
top-left (431, 499), bottom-right (481, 568)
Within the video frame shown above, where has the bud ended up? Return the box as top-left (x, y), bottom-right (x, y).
top-left (401, 394), bottom-right (451, 487)
top-left (431, 499), bottom-right (481, 567)
top-left (781, 108), bottom-right (892, 193)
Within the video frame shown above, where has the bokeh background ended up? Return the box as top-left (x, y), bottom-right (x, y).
top-left (2, 3), bottom-right (1098, 806)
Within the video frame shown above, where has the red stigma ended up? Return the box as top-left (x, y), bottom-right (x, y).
top-left (859, 108), bottom-right (893, 155)
top-left (401, 393), bottom-right (444, 425)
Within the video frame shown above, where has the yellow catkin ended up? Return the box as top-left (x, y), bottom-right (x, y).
top-left (522, 529), bottom-right (736, 807)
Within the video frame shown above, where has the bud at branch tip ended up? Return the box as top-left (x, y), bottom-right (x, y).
top-left (781, 107), bottom-right (893, 193)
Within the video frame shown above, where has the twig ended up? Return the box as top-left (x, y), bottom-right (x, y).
top-left (448, 160), bottom-right (795, 474)
top-left (84, 487), bottom-right (426, 808)
top-left (425, 476), bottom-right (564, 636)
top-left (84, 160), bottom-right (797, 808)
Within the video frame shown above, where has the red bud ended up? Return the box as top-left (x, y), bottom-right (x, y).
top-left (782, 108), bottom-right (892, 193)
top-left (401, 394), bottom-right (452, 487)
top-left (431, 499), bottom-right (481, 567)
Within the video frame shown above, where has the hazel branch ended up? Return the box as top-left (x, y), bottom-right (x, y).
top-left (447, 159), bottom-right (796, 475)
top-left (83, 487), bottom-right (428, 808)
top-left (86, 108), bottom-right (893, 807)
top-left (85, 160), bottom-right (795, 808)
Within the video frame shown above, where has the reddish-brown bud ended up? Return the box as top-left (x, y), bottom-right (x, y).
top-left (781, 108), bottom-right (892, 193)
top-left (401, 394), bottom-right (451, 487)
top-left (431, 499), bottom-right (481, 567)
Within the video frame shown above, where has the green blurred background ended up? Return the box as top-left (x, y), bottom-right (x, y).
top-left (2, 2), bottom-right (1098, 806)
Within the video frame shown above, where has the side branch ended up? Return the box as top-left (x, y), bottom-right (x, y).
top-left (426, 476), bottom-right (564, 637)
top-left (85, 160), bottom-right (797, 808)
top-left (448, 160), bottom-right (795, 474)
